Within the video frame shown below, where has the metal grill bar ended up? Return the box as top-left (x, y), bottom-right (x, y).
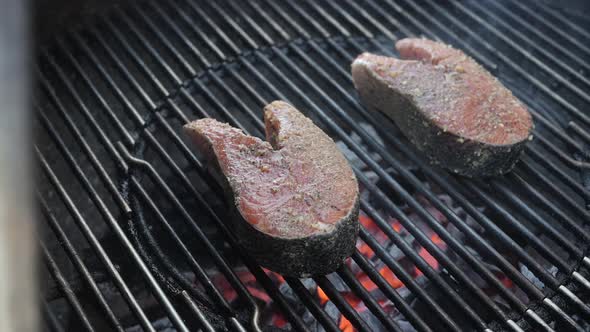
top-left (512, 1), bottom-right (590, 57)
top-left (42, 243), bottom-right (96, 332)
top-left (276, 10), bottom-right (544, 312)
top-left (270, 0), bottom-right (568, 316)
top-left (491, 1), bottom-right (589, 74)
top-left (285, 278), bottom-right (341, 332)
top-left (36, 1), bottom-right (590, 331)
top-left (162, 1), bottom-right (536, 330)
top-left (117, 4), bottom-right (444, 330)
top-left (469, 1), bottom-right (590, 90)
top-left (37, 57), bottom-right (190, 332)
top-left (50, 27), bottom-right (291, 332)
top-left (129, 176), bottom-right (229, 312)
top-left (93, 11), bottom-right (337, 329)
top-left (357, 206), bottom-right (461, 331)
top-left (338, 1), bottom-right (588, 322)
top-left (423, 0), bottom-right (590, 127)
top-left (119, 7), bottom-right (400, 330)
top-left (233, 53), bottom-right (482, 328)
top-left (338, 266), bottom-right (403, 331)
top-left (186, 0), bottom-right (564, 326)
top-left (43, 299), bottom-right (65, 332)
top-left (328, 0), bottom-right (590, 282)
top-left (36, 69), bottom-right (169, 331)
top-left (39, 195), bottom-right (125, 332)
top-left (570, 122), bottom-right (590, 145)
top-left (220, 0), bottom-right (588, 328)
top-left (351, 251), bottom-right (433, 332)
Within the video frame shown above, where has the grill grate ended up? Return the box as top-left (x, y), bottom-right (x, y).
top-left (36, 0), bottom-right (590, 331)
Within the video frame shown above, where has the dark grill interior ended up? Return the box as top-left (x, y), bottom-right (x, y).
top-left (36, 0), bottom-right (590, 331)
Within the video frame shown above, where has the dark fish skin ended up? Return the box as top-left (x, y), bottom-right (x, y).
top-left (184, 101), bottom-right (359, 277)
top-left (351, 38), bottom-right (533, 177)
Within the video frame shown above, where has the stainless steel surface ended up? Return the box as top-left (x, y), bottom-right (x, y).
top-left (0, 0), bottom-right (36, 331)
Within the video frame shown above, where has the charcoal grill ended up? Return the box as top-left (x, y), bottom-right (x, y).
top-left (36, 0), bottom-right (590, 331)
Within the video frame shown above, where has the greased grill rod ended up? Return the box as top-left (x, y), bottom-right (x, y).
top-left (468, 1), bottom-right (590, 90)
top-left (256, 0), bottom-right (588, 326)
top-left (42, 243), bottom-right (96, 332)
top-left (510, 1), bottom-right (590, 56)
top-left (490, 1), bottom-right (590, 75)
top-left (36, 74), bottom-right (161, 332)
top-left (38, 148), bottom-right (126, 332)
top-left (285, 278), bottom-right (341, 332)
top-left (107, 5), bottom-right (346, 330)
top-left (175, 3), bottom-right (490, 326)
top-left (36, 141), bottom-right (188, 332)
top-left (342, 0), bottom-right (588, 322)
top-left (420, 0), bottom-right (590, 127)
top-left (338, 267), bottom-right (403, 332)
top-left (43, 29), bottom-right (245, 329)
top-left (206, 0), bottom-right (584, 326)
top-left (157, 0), bottom-right (584, 330)
top-left (37, 1), bottom-right (590, 331)
top-left (137, 6), bottom-right (421, 328)
top-left (272, 0), bottom-right (552, 306)
top-left (68, 20), bottom-right (301, 332)
top-left (134, 4), bottom-right (424, 326)
top-left (300, 0), bottom-right (584, 288)
top-left (351, 251), bottom-right (435, 332)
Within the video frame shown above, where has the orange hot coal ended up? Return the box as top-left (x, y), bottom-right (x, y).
top-left (212, 212), bottom-right (451, 330)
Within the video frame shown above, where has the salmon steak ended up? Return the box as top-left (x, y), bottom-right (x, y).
top-left (184, 101), bottom-right (359, 277)
top-left (351, 38), bottom-right (533, 177)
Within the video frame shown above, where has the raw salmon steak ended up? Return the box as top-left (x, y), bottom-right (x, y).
top-left (184, 101), bottom-right (359, 277)
top-left (352, 38), bottom-right (533, 177)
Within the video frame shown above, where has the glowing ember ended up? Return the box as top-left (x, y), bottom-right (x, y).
top-left (343, 293), bottom-right (363, 309)
top-left (211, 209), bottom-right (454, 330)
top-left (357, 240), bottom-right (375, 258)
top-left (213, 267), bottom-right (288, 327)
top-left (392, 221), bottom-right (403, 233)
top-left (273, 313), bottom-right (288, 329)
top-left (213, 269), bottom-right (270, 303)
top-left (358, 273), bottom-right (379, 292)
top-left (182, 124), bottom-right (519, 331)
top-left (378, 266), bottom-right (404, 289)
top-left (501, 277), bottom-right (513, 289)
top-left (359, 214), bottom-right (374, 228)
top-left (205, 168), bottom-right (506, 332)
top-left (339, 316), bottom-right (354, 332)
top-left (317, 287), bottom-right (329, 305)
